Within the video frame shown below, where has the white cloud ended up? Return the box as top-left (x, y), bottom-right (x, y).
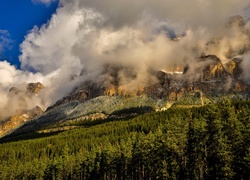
top-left (32, 0), bottom-right (57, 5)
top-left (0, 60), bottom-right (47, 118)
top-left (20, 0), bottom-right (250, 93)
top-left (75, 0), bottom-right (250, 30)
top-left (20, 7), bottom-right (84, 75)
top-left (0, 30), bottom-right (13, 54)
top-left (0, 61), bottom-right (44, 88)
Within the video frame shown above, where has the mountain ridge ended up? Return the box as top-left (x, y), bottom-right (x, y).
top-left (1, 54), bottom-right (250, 138)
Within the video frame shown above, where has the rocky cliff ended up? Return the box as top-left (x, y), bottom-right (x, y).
top-left (0, 82), bottom-right (44, 137)
top-left (50, 54), bottom-right (249, 109)
top-left (2, 55), bottom-right (250, 138)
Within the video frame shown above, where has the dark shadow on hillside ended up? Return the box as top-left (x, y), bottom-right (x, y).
top-left (0, 106), bottom-right (154, 143)
top-left (0, 131), bottom-right (63, 144)
top-left (73, 106), bottom-right (154, 127)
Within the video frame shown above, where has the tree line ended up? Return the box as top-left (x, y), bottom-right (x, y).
top-left (0, 100), bottom-right (249, 179)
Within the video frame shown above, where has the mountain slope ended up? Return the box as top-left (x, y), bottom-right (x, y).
top-left (0, 82), bottom-right (44, 137)
top-left (0, 100), bottom-right (249, 179)
top-left (2, 54), bottom-right (250, 138)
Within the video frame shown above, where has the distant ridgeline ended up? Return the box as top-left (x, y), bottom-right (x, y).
top-left (1, 54), bottom-right (250, 138)
top-left (0, 100), bottom-right (249, 179)
top-left (52, 56), bottom-right (250, 108)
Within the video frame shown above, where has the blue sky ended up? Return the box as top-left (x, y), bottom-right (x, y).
top-left (0, 0), bottom-right (58, 68)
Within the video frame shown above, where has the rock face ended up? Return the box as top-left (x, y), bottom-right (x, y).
top-left (0, 106), bottom-right (43, 137)
top-left (26, 82), bottom-right (44, 94)
top-left (9, 82), bottom-right (45, 95)
top-left (47, 16), bottom-right (247, 108)
top-left (50, 55), bottom-right (249, 109)
top-left (0, 82), bottom-right (45, 137)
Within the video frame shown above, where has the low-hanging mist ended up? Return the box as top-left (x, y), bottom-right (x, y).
top-left (1, 0), bottom-right (250, 119)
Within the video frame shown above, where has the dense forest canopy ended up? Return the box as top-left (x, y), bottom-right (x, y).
top-left (0, 100), bottom-right (249, 179)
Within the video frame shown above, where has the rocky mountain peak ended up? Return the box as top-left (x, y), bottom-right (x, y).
top-left (0, 82), bottom-right (45, 137)
top-left (227, 15), bottom-right (245, 28)
top-left (0, 106), bottom-right (43, 137)
top-left (4, 55), bottom-right (250, 138)
top-left (224, 58), bottom-right (243, 78)
top-left (49, 54), bottom-right (249, 109)
top-left (26, 82), bottom-right (45, 94)
top-left (200, 55), bottom-right (229, 80)
top-left (9, 82), bottom-right (45, 95)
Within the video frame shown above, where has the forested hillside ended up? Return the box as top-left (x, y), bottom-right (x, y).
top-left (0, 100), bottom-right (249, 179)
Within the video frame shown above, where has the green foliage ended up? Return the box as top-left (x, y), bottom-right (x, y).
top-left (0, 100), bottom-right (249, 179)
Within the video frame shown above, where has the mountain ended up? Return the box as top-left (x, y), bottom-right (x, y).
top-left (0, 82), bottom-right (44, 137)
top-left (0, 97), bottom-right (249, 179)
top-left (51, 55), bottom-right (248, 107)
top-left (2, 54), bottom-right (250, 139)
top-left (1, 18), bottom-right (250, 137)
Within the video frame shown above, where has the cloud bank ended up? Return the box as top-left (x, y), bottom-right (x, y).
top-left (1, 0), bottom-right (250, 118)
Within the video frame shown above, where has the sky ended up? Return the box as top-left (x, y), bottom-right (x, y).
top-left (0, 0), bottom-right (58, 67)
top-left (1, 0), bottom-right (250, 119)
